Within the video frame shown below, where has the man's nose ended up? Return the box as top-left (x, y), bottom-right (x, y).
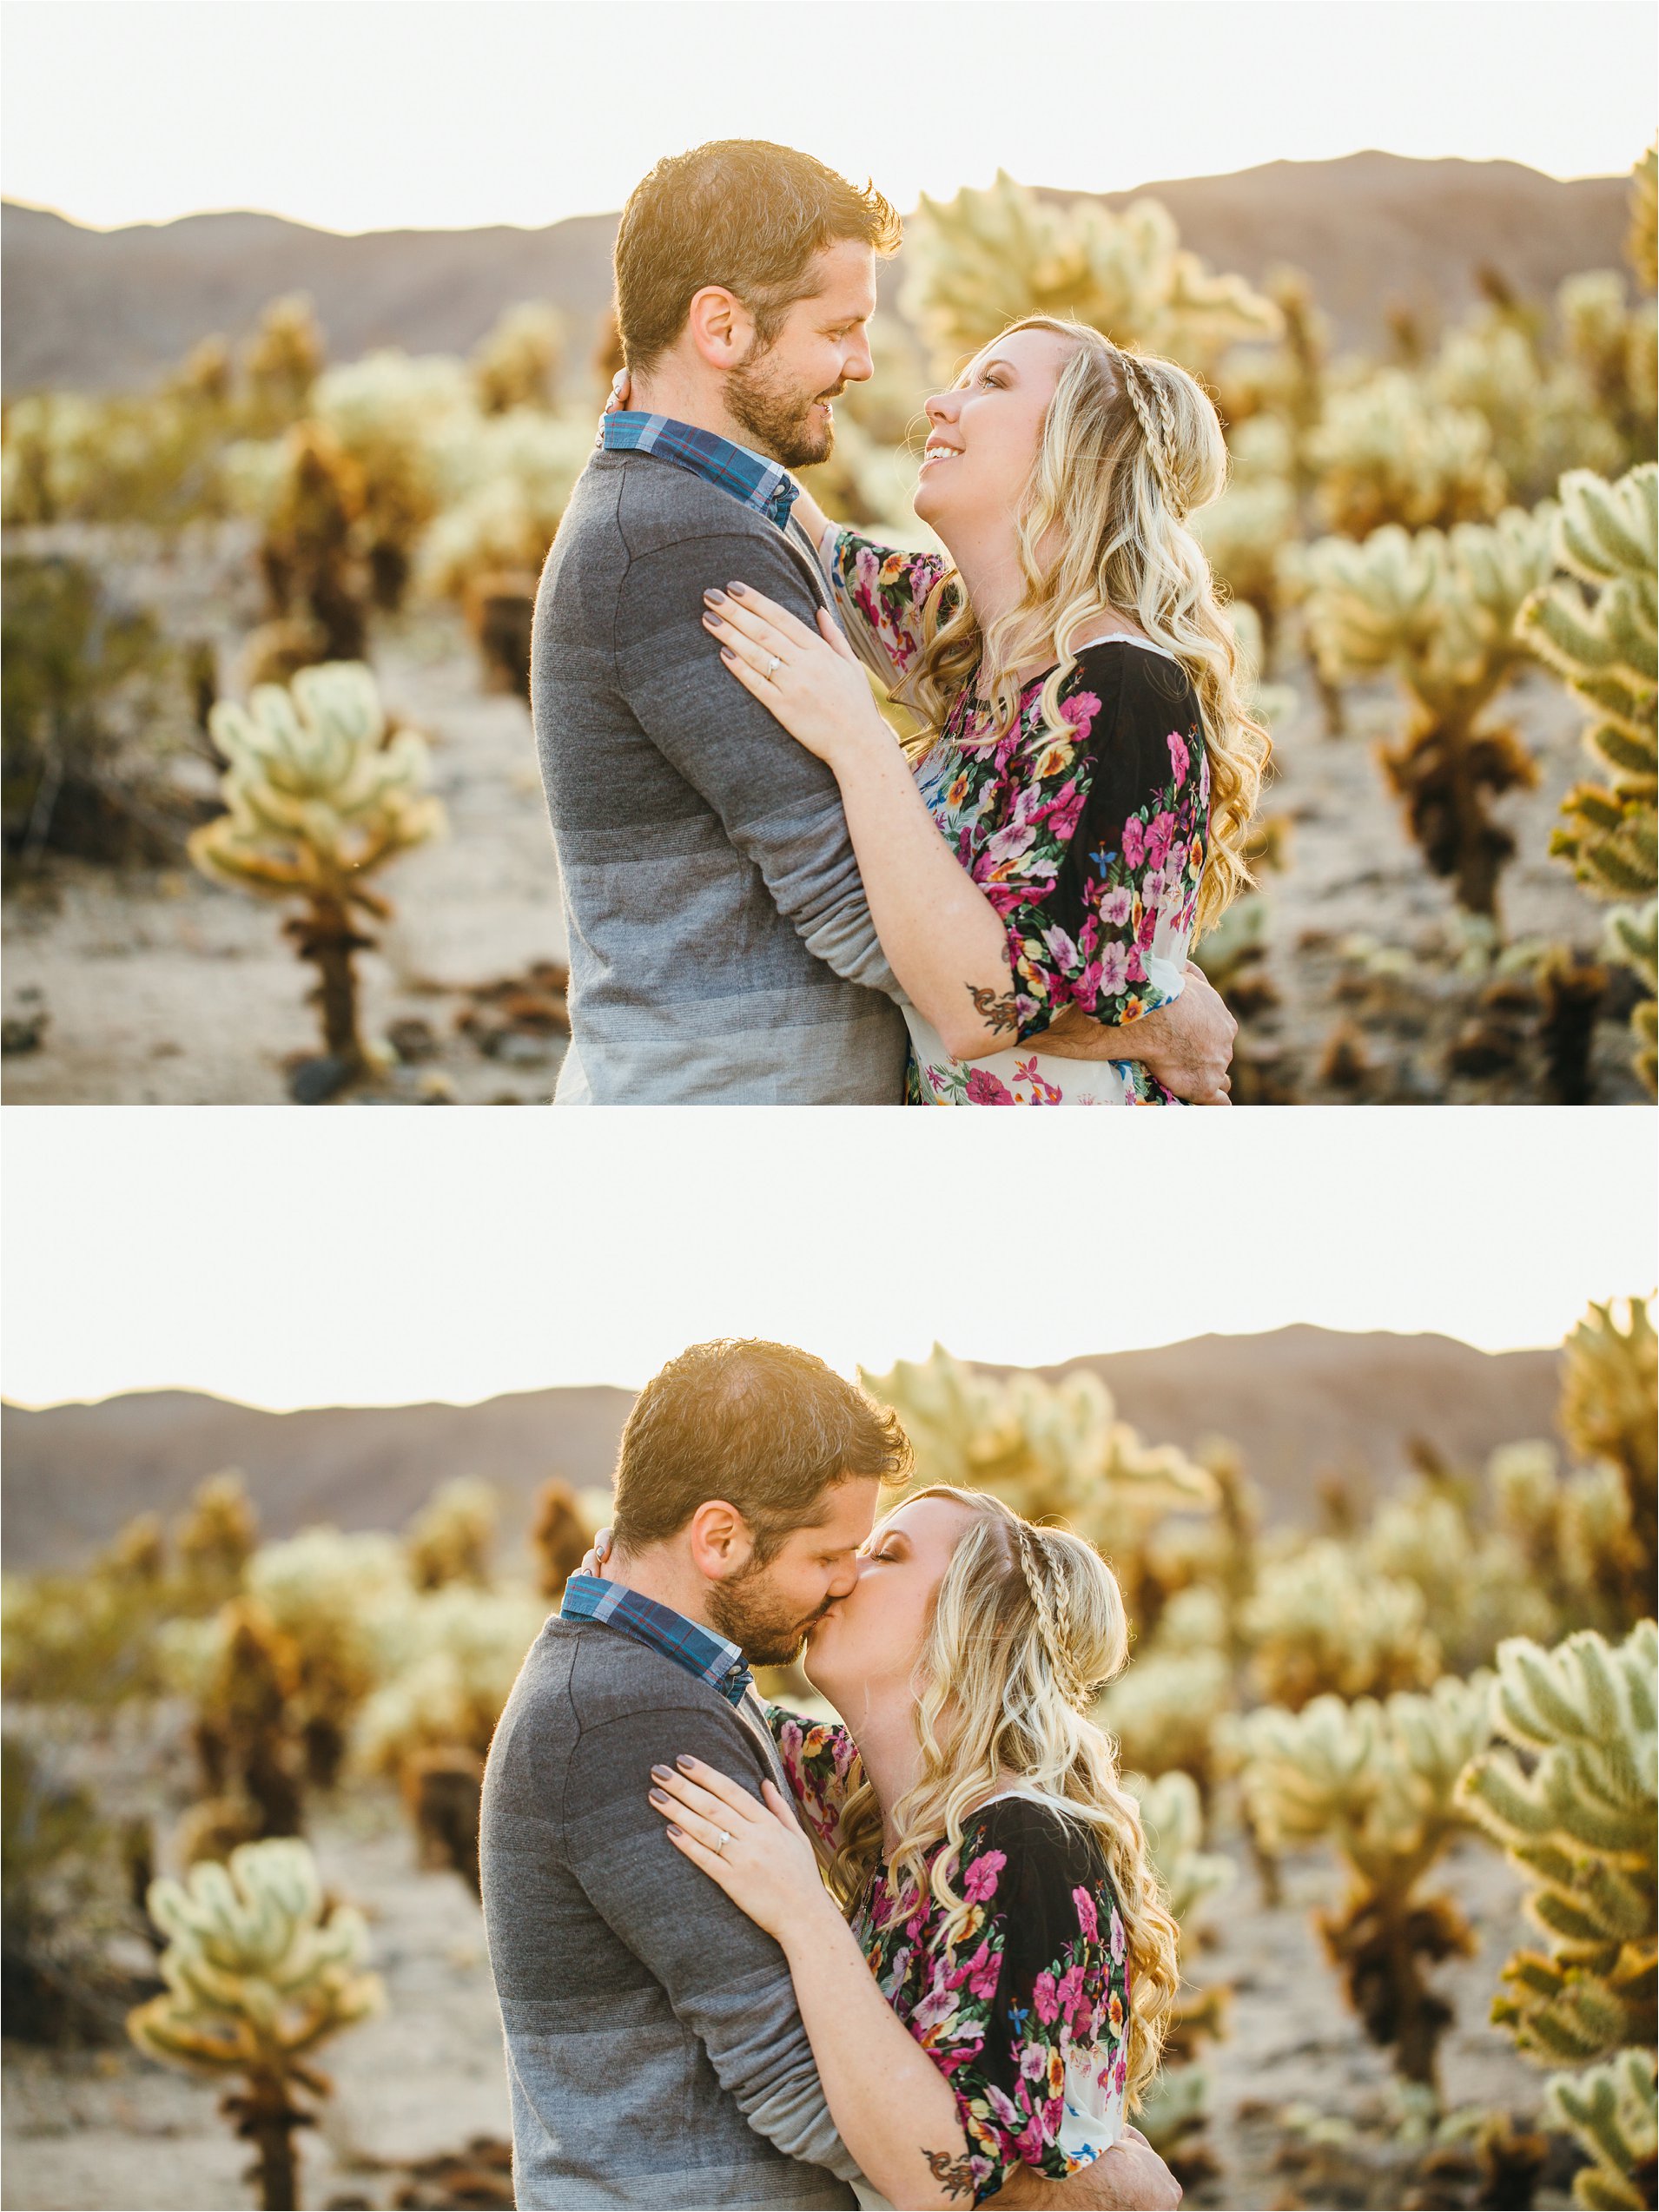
top-left (827, 1556), bottom-right (861, 1598)
top-left (844, 334), bottom-right (874, 383)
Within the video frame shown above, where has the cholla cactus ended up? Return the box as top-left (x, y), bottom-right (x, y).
top-left (473, 301), bottom-right (565, 414)
top-left (355, 1581), bottom-right (546, 1890)
top-left (248, 1529), bottom-right (410, 1786)
top-left (1427, 309), bottom-right (1623, 509)
top-left (1126, 1770), bottom-right (1234, 2172)
top-left (1305, 370), bottom-right (1506, 539)
top-left (129, 1838), bottom-right (382, 2212)
top-left (1631, 146), bottom-right (1658, 295)
top-left (171, 1599), bottom-right (307, 1848)
top-left (1192, 476), bottom-right (1299, 655)
top-left (1560, 1298), bottom-right (1657, 1615)
top-left (189, 661), bottom-right (445, 1079)
top-left (244, 421), bottom-right (371, 665)
top-left (1295, 502), bottom-right (1559, 915)
top-left (1560, 274), bottom-right (1658, 477)
top-left (175, 1472), bottom-right (260, 1600)
top-left (859, 1346), bottom-right (1213, 1634)
top-left (1096, 1647), bottom-right (1231, 1794)
top-left (1544, 2047), bottom-right (1658, 2211)
top-left (406, 1477), bottom-right (499, 1591)
top-left (418, 410), bottom-right (592, 604)
top-left (241, 294), bottom-right (324, 436)
top-left (1493, 1442), bottom-right (1648, 1640)
top-left (1519, 466), bottom-right (1657, 1090)
top-left (1360, 1475), bottom-right (1556, 1674)
top-left (1238, 1674), bottom-right (1493, 2085)
top-left (1242, 1539), bottom-right (1439, 1710)
top-left (900, 172), bottom-right (1280, 380)
top-left (1457, 1621), bottom-right (1656, 2073)
top-left (310, 351), bottom-right (472, 610)
top-left (530, 1478), bottom-right (596, 1600)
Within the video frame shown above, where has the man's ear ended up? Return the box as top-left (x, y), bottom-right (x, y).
top-left (684, 284), bottom-right (756, 373)
top-left (685, 1497), bottom-right (756, 1581)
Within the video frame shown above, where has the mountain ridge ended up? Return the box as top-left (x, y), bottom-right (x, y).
top-left (2, 1325), bottom-right (1563, 1568)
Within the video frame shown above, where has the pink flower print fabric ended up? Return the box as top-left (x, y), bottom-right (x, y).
top-left (827, 528), bottom-right (1211, 1085)
top-left (765, 1705), bottom-right (1132, 2203)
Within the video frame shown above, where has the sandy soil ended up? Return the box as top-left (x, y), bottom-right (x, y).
top-left (2, 525), bottom-right (1644, 1105)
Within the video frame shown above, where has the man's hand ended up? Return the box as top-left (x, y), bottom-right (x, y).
top-left (1040, 964), bottom-right (1234, 1104)
top-left (985, 2129), bottom-right (1180, 2210)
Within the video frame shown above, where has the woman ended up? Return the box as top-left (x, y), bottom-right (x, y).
top-left (639, 1488), bottom-right (1182, 2210)
top-left (697, 318), bottom-right (1268, 1105)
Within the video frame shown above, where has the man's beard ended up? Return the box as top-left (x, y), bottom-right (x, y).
top-left (726, 342), bottom-right (841, 471)
top-left (707, 1560), bottom-right (830, 1668)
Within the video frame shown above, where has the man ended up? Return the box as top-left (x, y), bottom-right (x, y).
top-left (531, 140), bottom-right (1234, 1104)
top-left (479, 1338), bottom-right (1181, 2212)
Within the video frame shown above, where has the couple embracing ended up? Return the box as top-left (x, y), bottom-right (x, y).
top-left (479, 1338), bottom-right (1184, 2209)
top-left (532, 140), bottom-right (1266, 1106)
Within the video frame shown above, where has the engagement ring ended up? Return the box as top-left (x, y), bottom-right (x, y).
top-left (763, 656), bottom-right (782, 681)
top-left (716, 1830), bottom-right (733, 1853)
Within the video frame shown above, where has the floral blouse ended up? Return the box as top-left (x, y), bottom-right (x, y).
top-left (827, 528), bottom-right (1211, 1106)
top-left (766, 1706), bottom-right (1131, 2205)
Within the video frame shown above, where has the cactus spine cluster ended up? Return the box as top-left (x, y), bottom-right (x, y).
top-left (1518, 464), bottom-right (1657, 1092)
top-left (1457, 1621), bottom-right (1656, 2069)
top-left (1457, 1621), bottom-right (1656, 2209)
top-left (188, 661), bottom-right (446, 1078)
top-left (128, 1838), bottom-right (382, 2212)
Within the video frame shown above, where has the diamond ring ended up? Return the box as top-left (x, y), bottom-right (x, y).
top-left (763, 655), bottom-right (782, 681)
top-left (716, 1829), bottom-right (733, 1854)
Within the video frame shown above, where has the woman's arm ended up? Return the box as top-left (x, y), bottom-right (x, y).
top-left (650, 1758), bottom-right (984, 2209)
top-left (700, 586), bottom-right (1044, 1059)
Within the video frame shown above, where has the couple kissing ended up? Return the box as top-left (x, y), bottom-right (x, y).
top-left (479, 1337), bottom-right (1183, 2209)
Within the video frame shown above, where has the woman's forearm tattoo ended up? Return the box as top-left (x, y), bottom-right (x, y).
top-left (966, 982), bottom-right (1021, 1034)
top-left (923, 2148), bottom-right (978, 2200)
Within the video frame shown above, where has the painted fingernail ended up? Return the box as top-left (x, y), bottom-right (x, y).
top-left (704, 587), bottom-right (726, 604)
top-left (728, 582), bottom-right (747, 596)
top-left (649, 1789), bottom-right (668, 1805)
top-left (651, 1764), bottom-right (673, 1780)
top-left (720, 648), bottom-right (735, 662)
top-left (666, 1824), bottom-right (684, 1839)
top-left (676, 1755), bottom-right (697, 1771)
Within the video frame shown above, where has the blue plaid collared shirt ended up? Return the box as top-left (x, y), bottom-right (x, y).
top-left (559, 1572), bottom-right (755, 1707)
top-left (599, 411), bottom-right (801, 533)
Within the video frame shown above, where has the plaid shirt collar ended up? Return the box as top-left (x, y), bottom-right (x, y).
top-left (599, 411), bottom-right (801, 533)
top-left (559, 1572), bottom-right (754, 1707)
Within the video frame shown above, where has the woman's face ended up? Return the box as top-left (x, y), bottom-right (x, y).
top-left (912, 326), bottom-right (1078, 539)
top-left (802, 1492), bottom-right (978, 1713)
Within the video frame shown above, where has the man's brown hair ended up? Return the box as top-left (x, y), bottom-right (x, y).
top-left (612, 140), bottom-right (901, 375)
top-left (611, 1338), bottom-right (911, 1563)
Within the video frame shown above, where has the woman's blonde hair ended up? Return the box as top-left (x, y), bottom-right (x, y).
top-left (822, 1485), bottom-right (1180, 2108)
top-left (901, 316), bottom-right (1269, 936)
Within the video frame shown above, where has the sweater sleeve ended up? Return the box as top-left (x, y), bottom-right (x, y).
top-left (562, 1698), bottom-right (862, 2184)
top-left (616, 523), bottom-right (897, 998)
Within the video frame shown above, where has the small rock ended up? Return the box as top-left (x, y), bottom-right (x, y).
top-left (287, 1053), bottom-right (356, 1105)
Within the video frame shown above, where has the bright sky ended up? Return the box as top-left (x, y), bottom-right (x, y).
top-left (2, 1), bottom-right (1652, 236)
top-left (3, 1109), bottom-right (1652, 1410)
